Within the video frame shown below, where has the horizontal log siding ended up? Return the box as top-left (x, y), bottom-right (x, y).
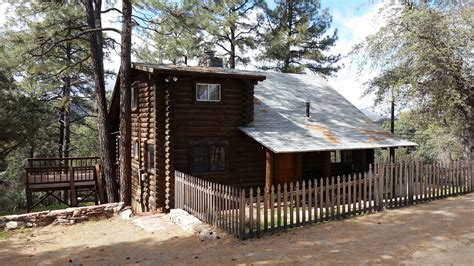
top-left (172, 76), bottom-right (265, 190)
top-left (131, 78), bottom-right (156, 212)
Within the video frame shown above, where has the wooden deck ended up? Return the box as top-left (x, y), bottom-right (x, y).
top-left (25, 157), bottom-right (105, 212)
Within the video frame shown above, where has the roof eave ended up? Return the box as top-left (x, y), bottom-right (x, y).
top-left (131, 63), bottom-right (266, 81)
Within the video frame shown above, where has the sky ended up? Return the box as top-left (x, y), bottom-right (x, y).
top-left (0, 1), bottom-right (387, 113)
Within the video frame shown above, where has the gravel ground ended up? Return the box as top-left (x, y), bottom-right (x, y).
top-left (1, 193), bottom-right (473, 265)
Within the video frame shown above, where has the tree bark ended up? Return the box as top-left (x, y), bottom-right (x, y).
top-left (85, 0), bottom-right (118, 203)
top-left (119, 0), bottom-right (132, 206)
top-left (230, 27), bottom-right (236, 69)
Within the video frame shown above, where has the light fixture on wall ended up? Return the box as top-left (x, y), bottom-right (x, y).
top-left (165, 76), bottom-right (178, 83)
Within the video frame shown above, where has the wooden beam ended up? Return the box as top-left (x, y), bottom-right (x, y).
top-left (265, 149), bottom-right (274, 193)
top-left (296, 153), bottom-right (302, 181)
top-left (322, 151), bottom-right (331, 178)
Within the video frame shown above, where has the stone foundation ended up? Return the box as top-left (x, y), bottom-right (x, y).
top-left (0, 202), bottom-right (125, 230)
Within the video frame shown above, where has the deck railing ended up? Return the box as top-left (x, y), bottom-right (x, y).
top-left (175, 160), bottom-right (473, 239)
top-left (25, 157), bottom-right (104, 211)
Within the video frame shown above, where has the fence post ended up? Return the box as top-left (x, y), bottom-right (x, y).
top-left (239, 189), bottom-right (246, 240)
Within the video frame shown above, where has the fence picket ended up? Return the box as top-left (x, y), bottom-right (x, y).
top-left (348, 175), bottom-right (352, 215)
top-left (302, 181), bottom-right (306, 224)
top-left (336, 176), bottom-right (341, 218)
top-left (308, 180), bottom-right (313, 223)
top-left (249, 188), bottom-right (254, 237)
top-left (295, 181), bottom-right (300, 225)
top-left (319, 179), bottom-right (324, 222)
top-left (342, 176), bottom-right (346, 217)
top-left (289, 183), bottom-right (294, 227)
top-left (271, 185), bottom-right (275, 230)
top-left (277, 184), bottom-right (282, 227)
top-left (256, 187), bottom-right (261, 237)
top-left (283, 183), bottom-right (288, 229)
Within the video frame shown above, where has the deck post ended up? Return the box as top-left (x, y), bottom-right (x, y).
top-left (69, 166), bottom-right (78, 207)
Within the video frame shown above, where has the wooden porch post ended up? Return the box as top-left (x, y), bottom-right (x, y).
top-left (265, 149), bottom-right (274, 193)
top-left (323, 151), bottom-right (331, 178)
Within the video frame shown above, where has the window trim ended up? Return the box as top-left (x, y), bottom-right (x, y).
top-left (195, 83), bottom-right (221, 102)
top-left (190, 141), bottom-right (228, 174)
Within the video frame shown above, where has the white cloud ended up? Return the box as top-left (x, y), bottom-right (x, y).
top-left (326, 2), bottom-right (387, 110)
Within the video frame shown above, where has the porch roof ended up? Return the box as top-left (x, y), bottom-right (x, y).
top-left (239, 72), bottom-right (417, 153)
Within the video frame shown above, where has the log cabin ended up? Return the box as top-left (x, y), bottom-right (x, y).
top-left (108, 56), bottom-right (416, 212)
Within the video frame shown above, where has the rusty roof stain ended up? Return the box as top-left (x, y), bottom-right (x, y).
top-left (306, 124), bottom-right (341, 144)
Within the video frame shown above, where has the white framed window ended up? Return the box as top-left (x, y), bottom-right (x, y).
top-left (330, 150), bottom-right (341, 163)
top-left (196, 83), bottom-right (221, 102)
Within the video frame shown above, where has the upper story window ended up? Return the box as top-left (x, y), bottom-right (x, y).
top-left (192, 142), bottom-right (226, 173)
top-left (131, 86), bottom-right (138, 111)
top-left (196, 83), bottom-right (221, 102)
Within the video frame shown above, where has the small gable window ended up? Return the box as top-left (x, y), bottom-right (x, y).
top-left (196, 83), bottom-right (221, 102)
top-left (131, 86), bottom-right (138, 111)
top-left (192, 143), bottom-right (226, 173)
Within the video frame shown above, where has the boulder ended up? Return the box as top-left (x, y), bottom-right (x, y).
top-left (6, 221), bottom-right (25, 230)
top-left (121, 208), bottom-right (133, 220)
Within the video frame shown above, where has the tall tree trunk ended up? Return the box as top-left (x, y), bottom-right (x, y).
top-left (119, 0), bottom-right (132, 206)
top-left (62, 41), bottom-right (73, 159)
top-left (230, 27), bottom-right (236, 69)
top-left (85, 0), bottom-right (118, 203)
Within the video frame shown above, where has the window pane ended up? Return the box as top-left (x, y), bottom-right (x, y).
top-left (193, 145), bottom-right (209, 172)
top-left (147, 144), bottom-right (155, 169)
top-left (196, 84), bottom-right (208, 100)
top-left (209, 145), bottom-right (224, 171)
top-left (208, 84), bottom-right (221, 101)
top-left (131, 87), bottom-right (138, 110)
top-left (133, 141), bottom-right (139, 160)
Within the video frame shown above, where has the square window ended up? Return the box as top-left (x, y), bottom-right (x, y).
top-left (192, 143), bottom-right (226, 173)
top-left (196, 83), bottom-right (221, 102)
top-left (330, 151), bottom-right (341, 163)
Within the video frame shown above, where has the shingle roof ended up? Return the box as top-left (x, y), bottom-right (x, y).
top-left (240, 72), bottom-right (417, 153)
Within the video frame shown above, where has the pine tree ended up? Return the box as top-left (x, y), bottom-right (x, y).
top-left (137, 0), bottom-right (204, 65)
top-left (3, 0), bottom-right (96, 159)
top-left (200, 0), bottom-right (266, 68)
top-left (258, 0), bottom-right (340, 75)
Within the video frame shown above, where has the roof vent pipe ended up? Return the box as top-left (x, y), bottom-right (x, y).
top-left (306, 102), bottom-right (310, 118)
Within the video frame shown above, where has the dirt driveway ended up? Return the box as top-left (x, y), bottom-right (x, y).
top-left (1, 194), bottom-right (473, 265)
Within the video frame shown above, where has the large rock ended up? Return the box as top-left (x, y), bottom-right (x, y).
top-left (6, 221), bottom-right (25, 230)
top-left (169, 209), bottom-right (217, 240)
top-left (121, 208), bottom-right (133, 220)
